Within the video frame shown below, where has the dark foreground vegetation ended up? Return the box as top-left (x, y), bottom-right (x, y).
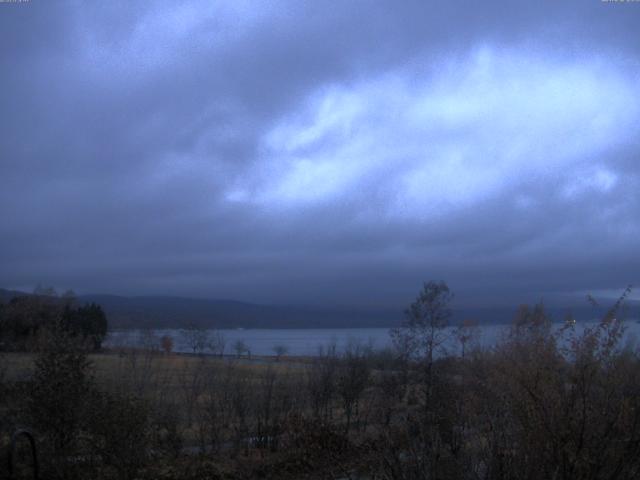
top-left (0, 289), bottom-right (107, 352)
top-left (1, 283), bottom-right (639, 479)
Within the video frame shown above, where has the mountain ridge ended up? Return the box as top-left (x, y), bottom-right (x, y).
top-left (3, 288), bottom-right (637, 329)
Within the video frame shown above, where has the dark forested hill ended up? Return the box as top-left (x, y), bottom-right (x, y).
top-left (1, 288), bottom-right (636, 330)
top-left (76, 294), bottom-right (400, 329)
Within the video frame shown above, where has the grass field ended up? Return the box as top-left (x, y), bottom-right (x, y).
top-left (1, 349), bottom-right (308, 382)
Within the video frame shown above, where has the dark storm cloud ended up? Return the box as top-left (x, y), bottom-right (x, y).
top-left (1, 0), bottom-right (639, 308)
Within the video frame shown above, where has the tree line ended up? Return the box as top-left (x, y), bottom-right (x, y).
top-left (0, 288), bottom-right (108, 351)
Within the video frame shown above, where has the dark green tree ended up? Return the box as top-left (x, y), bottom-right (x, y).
top-left (27, 323), bottom-right (94, 478)
top-left (61, 302), bottom-right (108, 350)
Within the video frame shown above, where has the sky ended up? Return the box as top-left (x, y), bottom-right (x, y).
top-left (1, 0), bottom-right (639, 309)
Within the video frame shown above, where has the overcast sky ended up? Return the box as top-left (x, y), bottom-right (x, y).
top-left (1, 0), bottom-right (639, 308)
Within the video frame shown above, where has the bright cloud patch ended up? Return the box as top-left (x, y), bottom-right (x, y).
top-left (562, 165), bottom-right (618, 199)
top-left (228, 47), bottom-right (640, 218)
top-left (80, 1), bottom-right (270, 76)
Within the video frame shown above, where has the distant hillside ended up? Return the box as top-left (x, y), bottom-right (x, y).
top-left (68, 294), bottom-right (640, 330)
top-left (0, 288), bottom-right (30, 303)
top-left (77, 294), bottom-right (400, 329)
top-left (1, 288), bottom-right (637, 330)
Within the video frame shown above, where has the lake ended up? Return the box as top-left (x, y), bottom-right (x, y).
top-left (105, 320), bottom-right (640, 357)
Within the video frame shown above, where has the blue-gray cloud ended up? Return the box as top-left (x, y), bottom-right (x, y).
top-left (1, 0), bottom-right (639, 308)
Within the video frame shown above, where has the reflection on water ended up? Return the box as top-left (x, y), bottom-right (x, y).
top-left (105, 319), bottom-right (640, 357)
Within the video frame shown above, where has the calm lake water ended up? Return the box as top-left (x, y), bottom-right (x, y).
top-left (105, 320), bottom-right (640, 357)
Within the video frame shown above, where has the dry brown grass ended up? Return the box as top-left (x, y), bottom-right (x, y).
top-left (2, 350), bottom-right (306, 384)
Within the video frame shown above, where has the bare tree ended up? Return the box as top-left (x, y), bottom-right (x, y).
top-left (254, 367), bottom-right (288, 452)
top-left (198, 362), bottom-right (235, 454)
top-left (307, 343), bottom-right (338, 423)
top-left (229, 370), bottom-right (253, 456)
top-left (390, 280), bottom-right (453, 399)
top-left (382, 281), bottom-right (455, 478)
top-left (272, 344), bottom-right (289, 361)
top-left (139, 329), bottom-right (160, 353)
top-left (208, 329), bottom-right (226, 357)
top-left (454, 318), bottom-right (479, 358)
top-left (233, 339), bottom-right (249, 358)
top-left (184, 323), bottom-right (209, 355)
top-left (177, 355), bottom-right (208, 427)
top-left (337, 343), bottom-right (370, 434)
